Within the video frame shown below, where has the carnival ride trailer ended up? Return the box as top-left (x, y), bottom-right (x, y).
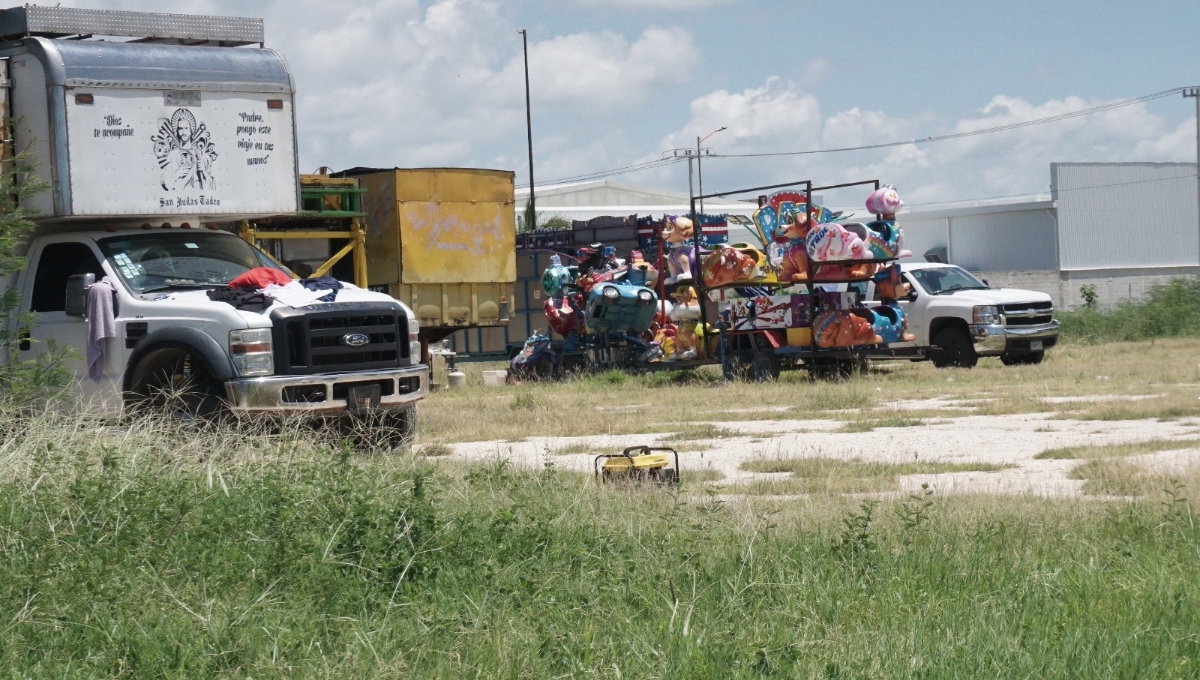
top-left (0, 8), bottom-right (299, 222)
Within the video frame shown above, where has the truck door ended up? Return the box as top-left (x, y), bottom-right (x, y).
top-left (896, 273), bottom-right (929, 342)
top-left (22, 240), bottom-right (119, 409)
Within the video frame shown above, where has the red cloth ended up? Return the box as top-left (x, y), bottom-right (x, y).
top-left (229, 267), bottom-right (292, 290)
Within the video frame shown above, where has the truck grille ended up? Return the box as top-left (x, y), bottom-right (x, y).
top-left (270, 303), bottom-right (409, 376)
top-left (1002, 301), bottom-right (1054, 327)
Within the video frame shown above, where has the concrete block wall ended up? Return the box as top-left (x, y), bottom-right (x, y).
top-left (974, 267), bottom-right (1200, 310)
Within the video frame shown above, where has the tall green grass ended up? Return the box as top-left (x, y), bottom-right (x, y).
top-left (2, 418), bottom-right (1199, 677)
top-left (1059, 276), bottom-right (1200, 343)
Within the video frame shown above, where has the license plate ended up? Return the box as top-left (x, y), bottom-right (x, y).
top-left (1029, 340), bottom-right (1043, 351)
top-left (346, 384), bottom-right (381, 415)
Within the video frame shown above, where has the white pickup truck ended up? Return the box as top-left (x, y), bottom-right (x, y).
top-left (867, 262), bottom-right (1060, 368)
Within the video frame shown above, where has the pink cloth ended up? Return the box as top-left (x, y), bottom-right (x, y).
top-left (86, 277), bottom-right (116, 382)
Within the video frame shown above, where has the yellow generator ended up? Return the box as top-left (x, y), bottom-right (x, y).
top-left (595, 446), bottom-right (680, 485)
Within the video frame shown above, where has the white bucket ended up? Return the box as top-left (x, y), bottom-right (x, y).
top-left (481, 370), bottom-right (508, 387)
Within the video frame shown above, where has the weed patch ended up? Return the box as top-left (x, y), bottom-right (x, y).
top-left (420, 442), bottom-right (454, 457)
top-left (736, 457), bottom-right (1013, 493)
top-left (838, 415), bottom-right (925, 433)
top-left (1034, 438), bottom-right (1200, 460)
top-left (659, 423), bottom-right (740, 442)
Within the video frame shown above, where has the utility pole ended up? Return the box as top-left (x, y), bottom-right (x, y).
top-left (696, 127), bottom-right (726, 214)
top-left (519, 30), bottom-right (535, 227)
top-left (1186, 87), bottom-right (1200, 263)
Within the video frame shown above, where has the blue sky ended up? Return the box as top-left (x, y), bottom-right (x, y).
top-left (62, 0), bottom-right (1200, 206)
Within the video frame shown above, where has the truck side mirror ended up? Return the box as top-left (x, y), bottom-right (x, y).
top-left (64, 273), bottom-right (95, 317)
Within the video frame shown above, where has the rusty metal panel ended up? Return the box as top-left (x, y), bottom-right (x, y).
top-left (398, 200), bottom-right (515, 284)
top-left (360, 171), bottom-right (400, 286)
top-left (393, 282), bottom-right (514, 329)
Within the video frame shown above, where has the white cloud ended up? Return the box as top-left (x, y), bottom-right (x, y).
top-left (504, 27), bottom-right (699, 105)
top-left (567, 0), bottom-right (733, 7)
top-left (660, 81), bottom-right (1195, 206)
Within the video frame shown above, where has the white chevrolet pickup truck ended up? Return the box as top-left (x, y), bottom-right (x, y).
top-left (867, 262), bottom-right (1060, 368)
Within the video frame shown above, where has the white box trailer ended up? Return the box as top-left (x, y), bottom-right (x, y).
top-left (0, 5), bottom-right (299, 221)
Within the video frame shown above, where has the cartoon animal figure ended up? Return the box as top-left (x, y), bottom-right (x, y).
top-left (541, 257), bottom-right (578, 297)
top-left (870, 304), bottom-right (916, 343)
top-left (865, 185), bottom-right (904, 216)
top-left (780, 210), bottom-right (810, 240)
top-left (777, 242), bottom-right (810, 282)
top-left (806, 223), bottom-right (873, 262)
top-left (668, 286), bottom-right (701, 360)
top-left (701, 245), bottom-right (763, 287)
top-left (663, 216), bottom-right (696, 284)
top-left (873, 263), bottom-right (911, 300)
top-left (813, 310), bottom-right (883, 348)
top-left (627, 250), bottom-right (658, 287)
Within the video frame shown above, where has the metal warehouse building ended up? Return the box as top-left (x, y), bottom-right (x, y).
top-left (900, 162), bottom-right (1200, 308)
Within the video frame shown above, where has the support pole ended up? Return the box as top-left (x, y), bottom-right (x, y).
top-left (520, 30), bottom-right (536, 226)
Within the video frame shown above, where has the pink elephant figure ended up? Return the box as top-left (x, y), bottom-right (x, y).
top-left (806, 222), bottom-right (872, 262)
top-left (866, 185), bottom-right (904, 216)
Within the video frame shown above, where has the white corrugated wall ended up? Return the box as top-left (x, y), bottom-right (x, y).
top-left (1053, 162), bottom-right (1200, 270)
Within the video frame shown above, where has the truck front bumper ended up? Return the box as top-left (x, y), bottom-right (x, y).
top-left (969, 321), bottom-right (1060, 356)
top-left (224, 365), bottom-right (430, 416)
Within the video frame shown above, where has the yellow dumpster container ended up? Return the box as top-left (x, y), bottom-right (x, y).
top-left (350, 168), bottom-right (517, 341)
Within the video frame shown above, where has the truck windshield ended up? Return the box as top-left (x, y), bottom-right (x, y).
top-left (98, 232), bottom-right (284, 294)
top-left (909, 267), bottom-right (989, 295)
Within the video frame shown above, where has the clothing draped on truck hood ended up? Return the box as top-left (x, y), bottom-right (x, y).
top-left (228, 267), bottom-right (292, 290)
top-left (206, 287), bottom-right (274, 312)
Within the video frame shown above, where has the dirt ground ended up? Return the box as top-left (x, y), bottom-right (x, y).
top-left (418, 339), bottom-right (1200, 498)
top-left (435, 394), bottom-right (1200, 498)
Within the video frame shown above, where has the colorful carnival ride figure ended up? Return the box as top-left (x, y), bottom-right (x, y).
top-left (662, 216), bottom-right (696, 284)
top-left (668, 286), bottom-right (702, 360)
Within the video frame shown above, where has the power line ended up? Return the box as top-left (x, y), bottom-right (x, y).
top-left (516, 86), bottom-right (1189, 189)
top-left (516, 156), bottom-right (686, 190)
top-left (711, 87), bottom-right (1185, 159)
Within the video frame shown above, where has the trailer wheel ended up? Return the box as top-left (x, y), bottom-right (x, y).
top-left (722, 350), bottom-right (751, 381)
top-left (748, 350), bottom-right (781, 382)
top-left (930, 328), bottom-right (977, 369)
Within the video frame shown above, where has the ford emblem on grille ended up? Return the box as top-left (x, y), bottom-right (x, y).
top-left (341, 332), bottom-right (370, 348)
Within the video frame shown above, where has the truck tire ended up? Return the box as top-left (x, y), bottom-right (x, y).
top-left (128, 348), bottom-right (226, 421)
top-left (748, 350), bottom-right (781, 382)
top-left (930, 328), bottom-right (977, 369)
top-left (1001, 350), bottom-right (1044, 366)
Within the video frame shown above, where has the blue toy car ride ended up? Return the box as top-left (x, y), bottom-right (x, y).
top-left (586, 281), bottom-right (658, 334)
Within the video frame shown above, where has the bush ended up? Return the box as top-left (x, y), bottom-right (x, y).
top-left (0, 155), bottom-right (67, 399)
top-left (1059, 276), bottom-right (1200, 343)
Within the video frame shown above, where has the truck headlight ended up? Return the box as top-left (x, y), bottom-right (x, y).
top-left (972, 305), bottom-right (1000, 325)
top-left (229, 328), bottom-right (274, 376)
top-left (407, 315), bottom-right (419, 343)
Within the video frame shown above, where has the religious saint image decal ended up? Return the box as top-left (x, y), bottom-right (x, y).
top-left (151, 108), bottom-right (218, 191)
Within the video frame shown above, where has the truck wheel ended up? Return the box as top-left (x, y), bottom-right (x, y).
top-left (129, 348), bottom-right (226, 421)
top-left (930, 328), bottom-right (977, 369)
top-left (748, 351), bottom-right (781, 382)
top-left (385, 406), bottom-right (418, 447)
